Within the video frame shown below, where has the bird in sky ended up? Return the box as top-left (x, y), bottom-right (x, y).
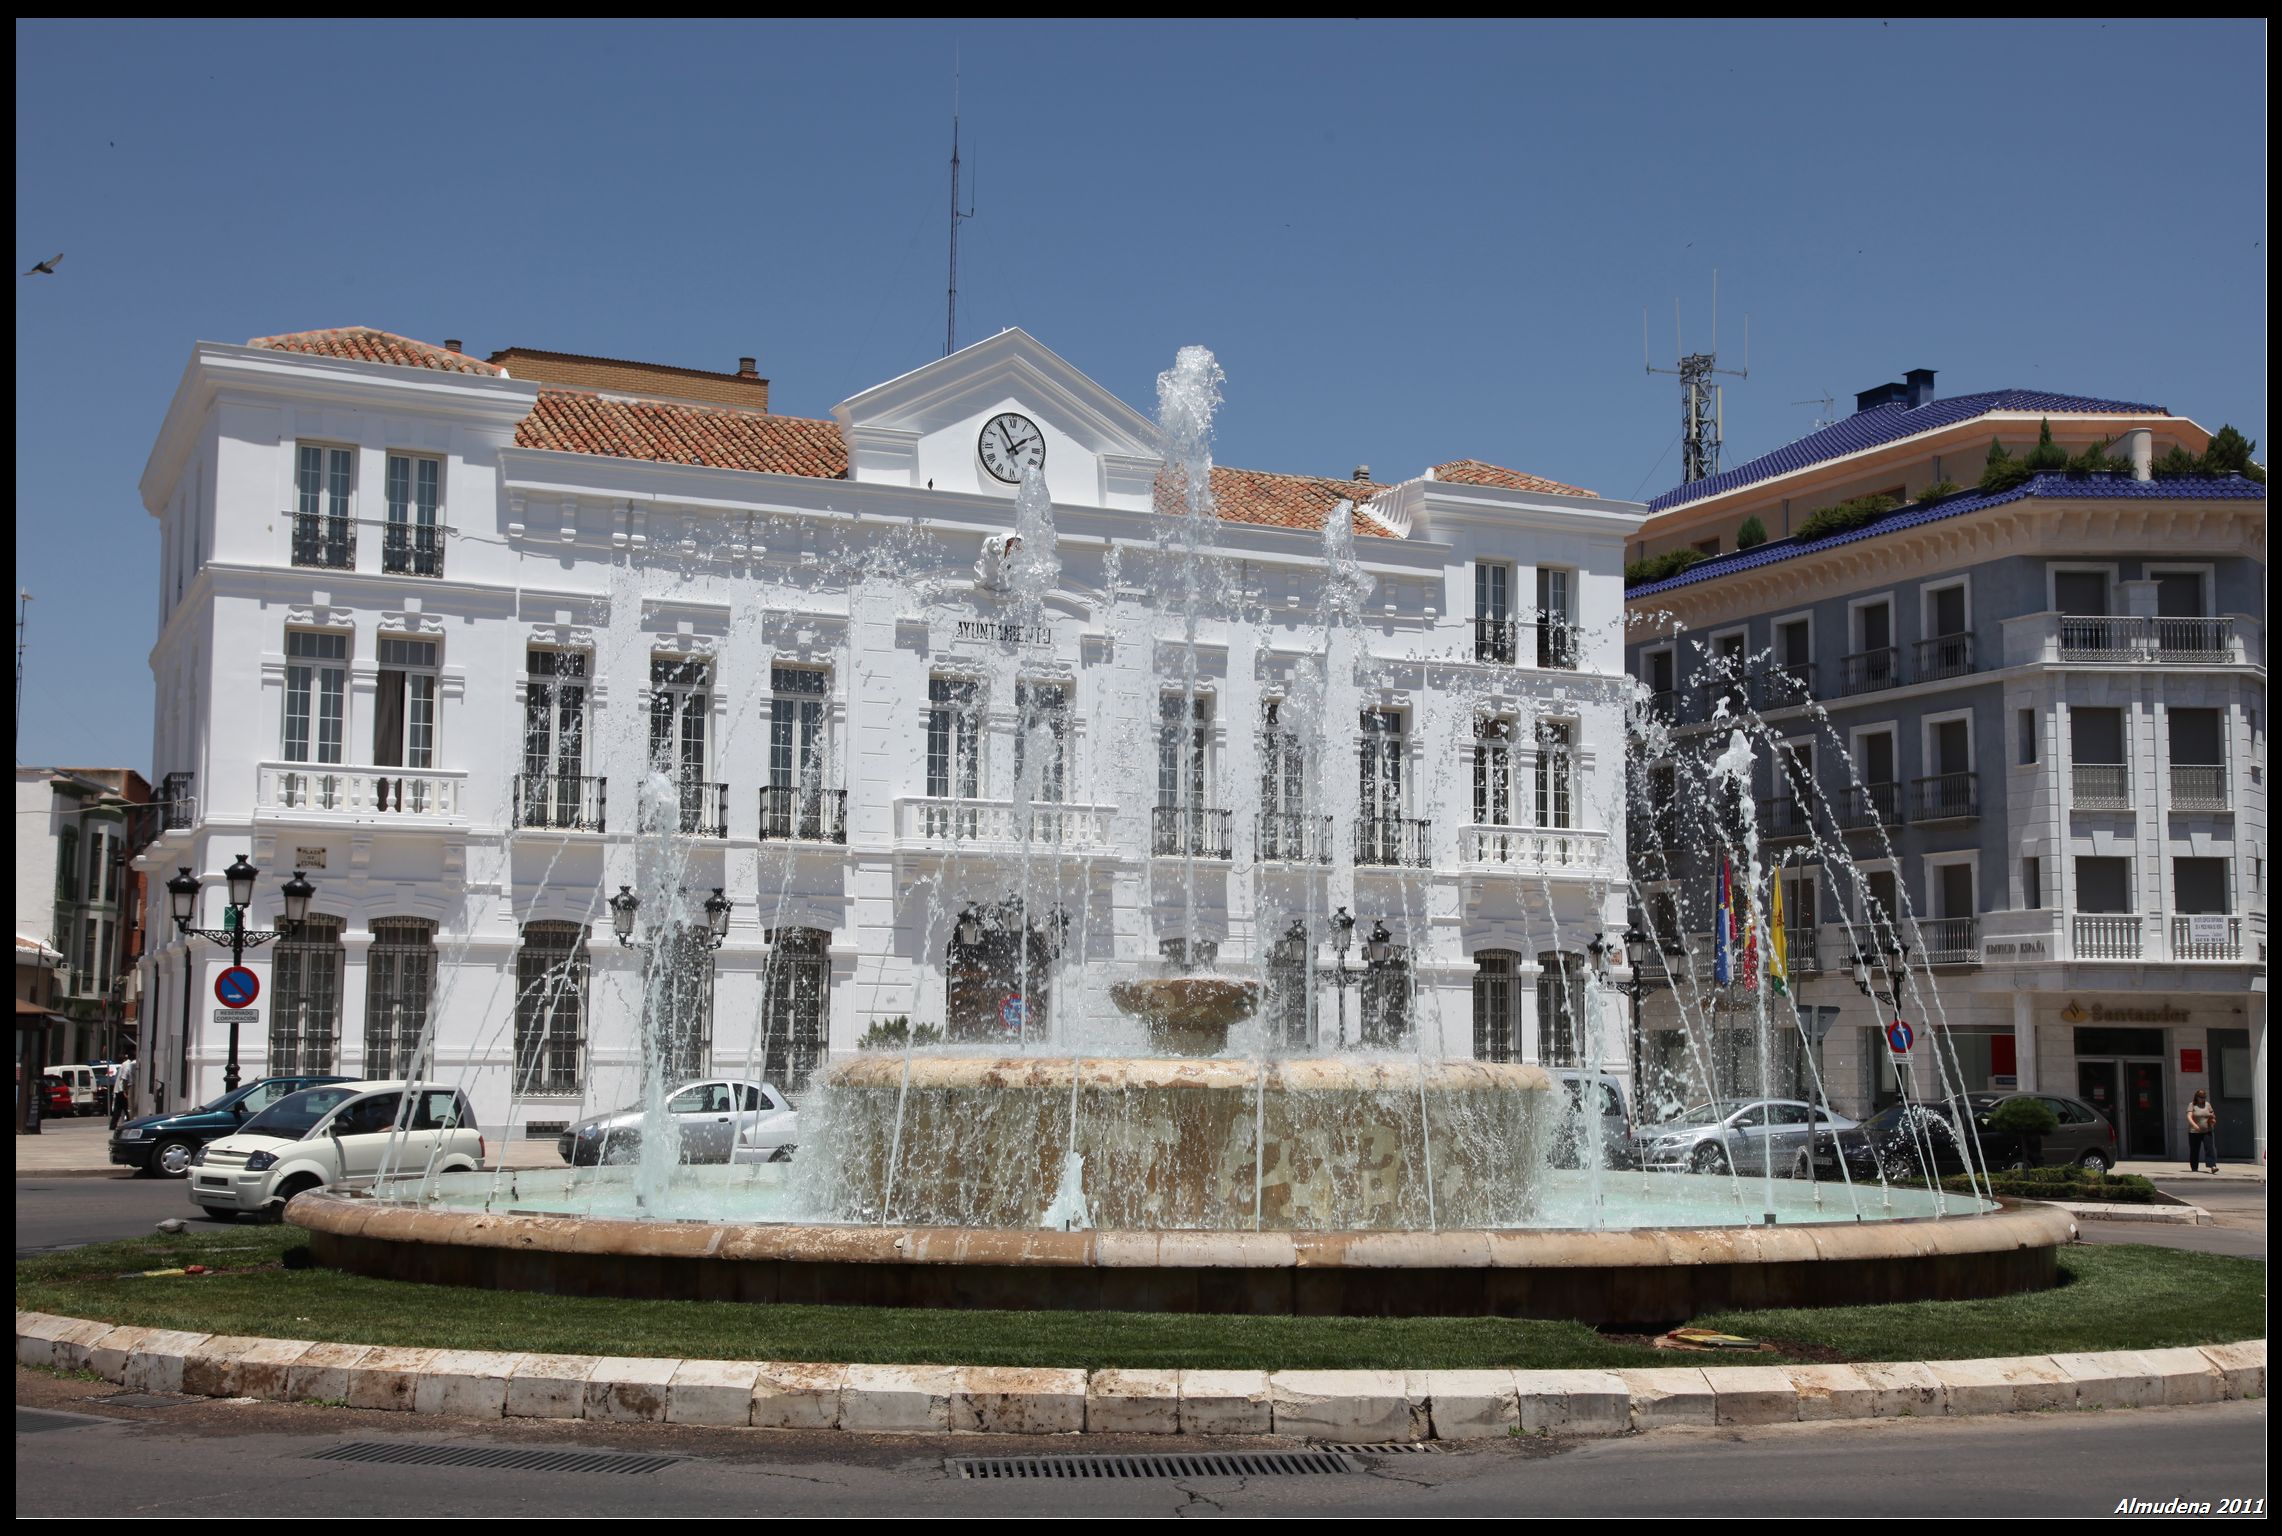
top-left (23, 253), bottom-right (62, 276)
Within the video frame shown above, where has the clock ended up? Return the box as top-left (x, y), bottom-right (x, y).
top-left (978, 412), bottom-right (1046, 484)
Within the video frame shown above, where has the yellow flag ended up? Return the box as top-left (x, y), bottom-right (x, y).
top-left (1768, 872), bottom-right (1789, 996)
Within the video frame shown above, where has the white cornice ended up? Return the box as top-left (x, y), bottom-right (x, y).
top-left (1384, 478), bottom-right (1650, 541)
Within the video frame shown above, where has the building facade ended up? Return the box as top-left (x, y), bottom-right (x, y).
top-left (14, 767), bottom-right (152, 1073)
top-left (1624, 373), bottom-right (2267, 1165)
top-left (135, 326), bottom-right (1643, 1134)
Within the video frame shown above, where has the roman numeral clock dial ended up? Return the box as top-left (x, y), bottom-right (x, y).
top-left (978, 412), bottom-right (1046, 484)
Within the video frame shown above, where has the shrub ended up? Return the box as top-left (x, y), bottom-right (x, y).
top-left (2204, 424), bottom-right (2266, 483)
top-left (2152, 444), bottom-right (2202, 479)
top-left (1624, 548), bottom-right (1708, 586)
top-left (1940, 1169), bottom-right (2157, 1204)
top-left (2066, 437), bottom-right (2128, 477)
top-left (1792, 493), bottom-right (1898, 543)
top-left (1913, 480), bottom-right (1961, 504)
top-left (857, 1015), bottom-right (944, 1051)
top-left (2024, 417), bottom-right (2068, 473)
top-left (1734, 515), bottom-right (1768, 549)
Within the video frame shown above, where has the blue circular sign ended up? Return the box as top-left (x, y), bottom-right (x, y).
top-left (215, 967), bottom-right (260, 1009)
top-left (999, 996), bottom-right (1026, 1031)
top-left (1886, 1019), bottom-right (1914, 1056)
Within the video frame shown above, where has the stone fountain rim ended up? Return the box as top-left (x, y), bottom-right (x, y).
top-left (814, 1054), bottom-right (1559, 1091)
top-left (289, 1188), bottom-right (2074, 1272)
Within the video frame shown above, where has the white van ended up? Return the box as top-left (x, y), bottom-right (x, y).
top-left (48, 1065), bottom-right (102, 1116)
top-left (189, 1080), bottom-right (483, 1220)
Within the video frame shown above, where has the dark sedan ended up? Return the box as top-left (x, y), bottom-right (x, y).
top-left (110, 1075), bottom-right (352, 1177)
top-left (1794, 1092), bottom-right (2119, 1182)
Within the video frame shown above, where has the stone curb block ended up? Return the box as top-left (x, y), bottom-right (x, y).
top-left (2046, 1201), bottom-right (2210, 1226)
top-left (14, 1313), bottom-right (2265, 1435)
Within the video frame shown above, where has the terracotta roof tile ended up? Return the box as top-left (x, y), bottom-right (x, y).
top-left (516, 390), bottom-right (848, 479)
top-left (1157, 466), bottom-right (1399, 538)
top-left (1431, 459), bottom-right (1596, 498)
top-left (247, 326), bottom-right (504, 376)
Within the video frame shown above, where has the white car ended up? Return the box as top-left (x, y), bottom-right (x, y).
top-left (557, 1078), bottom-right (798, 1166)
top-left (189, 1079), bottom-right (484, 1220)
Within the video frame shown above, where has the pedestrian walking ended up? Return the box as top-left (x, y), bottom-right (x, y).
top-left (109, 1057), bottom-right (135, 1127)
top-left (2185, 1089), bottom-right (2219, 1174)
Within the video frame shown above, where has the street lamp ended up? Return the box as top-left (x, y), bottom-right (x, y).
top-left (1622, 925), bottom-right (1655, 1123)
top-left (612, 885), bottom-right (730, 954)
top-left (956, 904), bottom-right (985, 950)
top-left (170, 858), bottom-right (316, 1095)
top-left (1328, 907), bottom-right (1357, 1049)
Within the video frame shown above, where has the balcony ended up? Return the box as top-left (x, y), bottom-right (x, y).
top-left (2008, 612), bottom-right (2259, 669)
top-left (670, 780), bottom-right (729, 839)
top-left (513, 774), bottom-right (607, 833)
top-left (2152, 617), bottom-right (2234, 663)
top-left (1643, 688), bottom-right (1680, 724)
top-left (1461, 825), bottom-right (1612, 880)
top-left (1693, 679), bottom-right (1751, 723)
top-left (1755, 795), bottom-right (1817, 841)
top-left (1752, 663), bottom-right (1815, 712)
top-left (2072, 913), bottom-right (2142, 960)
top-left (1152, 805), bottom-right (1233, 860)
top-left (258, 762), bottom-right (468, 823)
top-left (380, 522), bottom-right (446, 579)
top-left (2171, 915), bottom-right (2243, 961)
top-left (1536, 620), bottom-right (1579, 671)
top-left (1354, 816), bottom-right (1432, 868)
top-left (290, 511), bottom-right (355, 570)
top-left (1840, 782), bottom-right (1906, 831)
top-left (1474, 617), bottom-right (1518, 665)
top-left (1783, 927), bottom-right (1821, 977)
top-left (896, 797), bottom-right (1114, 854)
top-left (1256, 812), bottom-right (1334, 865)
top-left (1840, 647), bottom-right (1902, 696)
top-left (1912, 772), bottom-right (1979, 822)
top-left (1915, 633), bottom-right (1975, 681)
top-left (2071, 763), bottom-right (2131, 811)
top-left (158, 772), bottom-right (197, 830)
top-left (758, 786), bottom-right (847, 844)
top-left (1915, 916), bottom-right (1980, 965)
top-left (2169, 765), bottom-right (2230, 813)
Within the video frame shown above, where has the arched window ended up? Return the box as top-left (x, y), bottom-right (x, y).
top-left (1358, 943), bottom-right (1412, 1047)
top-left (514, 921), bottom-right (589, 1095)
top-left (1536, 950), bottom-right (1585, 1067)
top-left (1473, 950), bottom-right (1521, 1062)
top-left (364, 918), bottom-right (436, 1077)
top-left (272, 915), bottom-right (346, 1075)
top-left (652, 924), bottom-right (716, 1084)
top-left (761, 928), bottom-right (829, 1091)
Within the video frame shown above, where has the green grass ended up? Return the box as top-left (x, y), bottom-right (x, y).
top-left (16, 1230), bottom-right (2263, 1373)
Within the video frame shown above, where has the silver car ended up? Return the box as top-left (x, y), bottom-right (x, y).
top-left (558, 1079), bottom-right (798, 1166)
top-left (1544, 1069), bottom-right (1635, 1169)
top-left (1633, 1099), bottom-right (1860, 1175)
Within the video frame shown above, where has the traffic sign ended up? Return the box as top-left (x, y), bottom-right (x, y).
top-left (1886, 1019), bottom-right (1914, 1056)
top-left (215, 967), bottom-right (261, 1009)
top-left (999, 996), bottom-right (1026, 1031)
top-left (212, 1008), bottom-right (260, 1024)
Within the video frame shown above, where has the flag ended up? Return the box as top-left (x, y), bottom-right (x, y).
top-left (1713, 859), bottom-right (1733, 986)
top-left (1741, 905), bottom-right (1759, 992)
top-left (1768, 873), bottom-right (1789, 996)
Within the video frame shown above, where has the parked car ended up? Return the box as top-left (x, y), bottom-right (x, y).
top-left (47, 1064), bottom-right (103, 1116)
top-left (558, 1079), bottom-right (798, 1166)
top-left (189, 1080), bottom-right (484, 1221)
top-left (39, 1075), bottom-right (73, 1118)
top-left (111, 1074), bottom-right (352, 1177)
top-left (1795, 1093), bottom-right (2118, 1182)
top-left (1545, 1070), bottom-right (1635, 1169)
top-left (1633, 1098), bottom-right (1861, 1175)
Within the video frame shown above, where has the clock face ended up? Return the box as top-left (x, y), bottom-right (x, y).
top-left (978, 412), bottom-right (1046, 484)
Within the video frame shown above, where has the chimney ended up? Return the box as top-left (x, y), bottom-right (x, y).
top-left (1854, 380), bottom-right (1910, 414)
top-left (737, 356), bottom-right (759, 378)
top-left (443, 339), bottom-right (463, 354)
top-left (1353, 465), bottom-right (1372, 482)
top-left (1903, 368), bottom-right (1937, 409)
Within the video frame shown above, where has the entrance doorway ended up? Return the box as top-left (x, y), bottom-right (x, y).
top-left (2076, 1058), bottom-right (2168, 1160)
top-left (2208, 1028), bottom-right (2253, 1160)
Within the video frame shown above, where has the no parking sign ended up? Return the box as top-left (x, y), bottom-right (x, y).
top-left (999, 996), bottom-right (1026, 1033)
top-left (215, 967), bottom-right (260, 1009)
top-left (1886, 1019), bottom-right (1914, 1056)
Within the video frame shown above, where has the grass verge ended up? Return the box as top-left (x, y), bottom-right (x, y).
top-left (16, 1231), bottom-right (2263, 1373)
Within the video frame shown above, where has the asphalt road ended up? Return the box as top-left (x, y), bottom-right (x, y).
top-left (12, 1376), bottom-right (2268, 1517)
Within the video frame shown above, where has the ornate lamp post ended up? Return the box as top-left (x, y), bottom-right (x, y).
top-left (167, 857), bottom-right (316, 1094)
top-left (610, 885), bottom-right (732, 952)
top-left (1327, 907), bottom-right (1357, 1049)
top-left (1622, 925), bottom-right (1655, 1122)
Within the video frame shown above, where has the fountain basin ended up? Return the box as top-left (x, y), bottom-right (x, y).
top-left (796, 1053), bottom-right (1549, 1231)
top-left (1104, 977), bottom-right (1262, 1055)
top-left (287, 1182), bottom-right (2073, 1325)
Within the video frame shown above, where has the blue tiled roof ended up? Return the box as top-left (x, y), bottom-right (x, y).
top-left (1647, 390), bottom-right (2169, 513)
top-left (1628, 474), bottom-right (2266, 599)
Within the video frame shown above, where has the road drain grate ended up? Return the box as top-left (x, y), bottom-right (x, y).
top-left (1325, 1442), bottom-right (1438, 1455)
top-left (951, 1450), bottom-right (1360, 1479)
top-left (312, 1443), bottom-right (681, 1475)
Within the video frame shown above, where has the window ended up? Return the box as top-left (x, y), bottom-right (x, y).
top-left (652, 924), bottom-right (717, 1082)
top-left (1534, 719), bottom-right (1574, 829)
top-left (926, 677), bottom-right (981, 799)
top-left (1644, 648), bottom-right (1675, 698)
top-left (271, 914), bottom-right (345, 1075)
top-left (1473, 950), bottom-right (1520, 1062)
top-left (2152, 570), bottom-right (2207, 618)
top-left (648, 657), bottom-right (712, 780)
top-left (2023, 856), bottom-right (2042, 910)
top-left (1536, 951), bottom-right (1585, 1067)
top-left (1932, 860), bottom-right (1975, 919)
top-left (2168, 708), bottom-right (2223, 765)
top-left (282, 632), bottom-right (348, 765)
top-left (1014, 681), bottom-right (1070, 803)
top-left (761, 929), bottom-right (828, 1091)
top-left (1260, 701), bottom-right (1306, 818)
top-left (2173, 859), bottom-right (2229, 915)
top-left (373, 638), bottom-right (438, 770)
top-left (382, 453), bottom-right (442, 576)
top-left (1847, 599), bottom-right (1897, 692)
top-left (2053, 569), bottom-right (2110, 616)
top-left (2018, 708), bottom-right (2038, 766)
top-left (1536, 567), bottom-right (1577, 669)
top-left (54, 827), bottom-right (77, 902)
top-left (1266, 925), bottom-right (1312, 1049)
top-left (525, 650), bottom-right (588, 782)
top-left (363, 918), bottom-right (436, 1076)
top-left (1860, 869), bottom-right (1900, 932)
top-left (1928, 582), bottom-right (1967, 637)
top-left (1359, 709), bottom-right (1404, 818)
top-left (2075, 857), bottom-right (2132, 914)
top-left (769, 665), bottom-right (830, 790)
top-left (1157, 694), bottom-right (1210, 808)
top-left (293, 445), bottom-right (353, 569)
top-left (1692, 538), bottom-right (1720, 557)
top-left (514, 922), bottom-right (589, 1094)
top-left (1475, 562), bottom-right (1514, 662)
top-left (2070, 708), bottom-right (2128, 806)
top-left (1473, 718), bottom-right (1514, 826)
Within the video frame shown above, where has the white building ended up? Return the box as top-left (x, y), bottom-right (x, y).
top-left (135, 326), bottom-right (1644, 1135)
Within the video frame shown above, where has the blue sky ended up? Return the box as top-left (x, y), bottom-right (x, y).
top-left (14, 19), bottom-right (2266, 769)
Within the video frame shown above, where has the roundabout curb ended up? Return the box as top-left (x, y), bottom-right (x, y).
top-left (15, 1311), bottom-right (2263, 1440)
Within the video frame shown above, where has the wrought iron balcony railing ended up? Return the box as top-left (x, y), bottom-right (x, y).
top-left (1152, 805), bottom-right (1233, 859)
top-left (513, 774), bottom-right (607, 833)
top-left (1255, 812), bottom-right (1334, 865)
top-left (1354, 816), bottom-right (1432, 868)
top-left (1840, 647), bottom-right (1902, 696)
top-left (1912, 771), bottom-right (1979, 821)
top-left (758, 785), bottom-right (847, 843)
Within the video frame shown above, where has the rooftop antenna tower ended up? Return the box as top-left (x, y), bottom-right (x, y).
top-left (14, 589), bottom-right (28, 744)
top-left (1792, 390), bottom-right (1838, 432)
top-left (1645, 270), bottom-right (1749, 483)
top-left (945, 53), bottom-right (976, 357)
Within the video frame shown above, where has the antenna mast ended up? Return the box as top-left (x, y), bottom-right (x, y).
top-left (14, 589), bottom-right (29, 743)
top-left (1791, 390), bottom-right (1838, 432)
top-left (945, 56), bottom-right (976, 357)
top-left (1645, 270), bottom-right (1750, 484)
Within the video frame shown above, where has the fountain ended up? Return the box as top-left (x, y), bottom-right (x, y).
top-left (288, 340), bottom-right (2072, 1324)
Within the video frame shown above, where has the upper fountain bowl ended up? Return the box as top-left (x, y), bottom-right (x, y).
top-left (1106, 976), bottom-right (1262, 1055)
